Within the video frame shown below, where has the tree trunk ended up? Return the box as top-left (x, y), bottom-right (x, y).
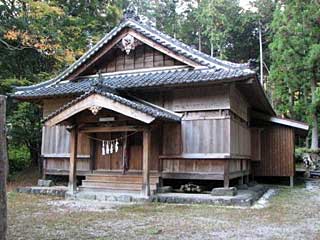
top-left (311, 70), bottom-right (318, 150)
top-left (0, 95), bottom-right (7, 240)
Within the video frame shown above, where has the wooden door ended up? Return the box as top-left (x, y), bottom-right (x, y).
top-left (94, 132), bottom-right (143, 171)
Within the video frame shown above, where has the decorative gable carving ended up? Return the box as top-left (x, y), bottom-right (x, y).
top-left (118, 34), bottom-right (142, 54)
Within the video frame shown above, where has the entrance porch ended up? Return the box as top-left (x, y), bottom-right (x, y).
top-left (43, 89), bottom-right (181, 197)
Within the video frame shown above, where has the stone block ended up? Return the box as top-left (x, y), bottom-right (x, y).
top-left (157, 186), bottom-right (173, 193)
top-left (38, 179), bottom-right (53, 187)
top-left (105, 195), bottom-right (117, 202)
top-left (211, 187), bottom-right (237, 196)
top-left (16, 187), bottom-right (31, 194)
top-left (248, 181), bottom-right (258, 187)
top-left (237, 184), bottom-right (249, 190)
top-left (81, 193), bottom-right (96, 200)
top-left (117, 195), bottom-right (133, 202)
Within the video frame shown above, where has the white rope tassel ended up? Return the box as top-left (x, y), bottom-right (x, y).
top-left (110, 141), bottom-right (114, 154)
top-left (102, 140), bottom-right (105, 156)
top-left (115, 139), bottom-right (119, 153)
top-left (106, 141), bottom-right (110, 154)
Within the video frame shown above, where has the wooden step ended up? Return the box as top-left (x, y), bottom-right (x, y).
top-left (85, 175), bottom-right (160, 183)
top-left (83, 179), bottom-right (159, 185)
top-left (82, 181), bottom-right (157, 190)
top-left (79, 185), bottom-right (157, 192)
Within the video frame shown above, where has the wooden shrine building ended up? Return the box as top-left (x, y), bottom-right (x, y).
top-left (12, 8), bottom-right (309, 196)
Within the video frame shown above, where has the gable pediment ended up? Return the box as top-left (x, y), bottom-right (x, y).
top-left (67, 27), bottom-right (200, 80)
top-left (80, 34), bottom-right (187, 76)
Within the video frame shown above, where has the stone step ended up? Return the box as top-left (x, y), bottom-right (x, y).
top-left (78, 186), bottom-right (141, 193)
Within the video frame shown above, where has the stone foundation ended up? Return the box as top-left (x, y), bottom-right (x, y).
top-left (16, 184), bottom-right (268, 207)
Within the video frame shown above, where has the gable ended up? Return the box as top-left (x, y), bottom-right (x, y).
top-left (66, 27), bottom-right (199, 81)
top-left (81, 43), bottom-right (186, 76)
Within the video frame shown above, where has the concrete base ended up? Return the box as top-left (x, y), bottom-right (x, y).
top-left (153, 185), bottom-right (268, 207)
top-left (38, 179), bottom-right (53, 187)
top-left (16, 186), bottom-right (67, 197)
top-left (70, 191), bottom-right (150, 202)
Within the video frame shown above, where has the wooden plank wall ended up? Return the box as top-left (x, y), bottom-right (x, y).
top-left (162, 159), bottom-right (225, 175)
top-left (43, 98), bottom-right (73, 118)
top-left (230, 118), bottom-right (251, 157)
top-left (162, 123), bottom-right (182, 155)
top-left (229, 85), bottom-right (249, 121)
top-left (252, 126), bottom-right (295, 177)
top-left (45, 158), bottom-right (90, 174)
top-left (251, 128), bottom-right (261, 161)
top-left (181, 119), bottom-right (230, 154)
top-left (87, 44), bottom-right (185, 74)
top-left (41, 126), bottom-right (90, 157)
top-left (163, 85), bottom-right (230, 112)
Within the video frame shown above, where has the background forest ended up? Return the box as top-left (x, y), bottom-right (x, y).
top-left (0, 0), bottom-right (319, 174)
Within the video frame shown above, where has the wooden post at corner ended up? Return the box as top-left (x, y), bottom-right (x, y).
top-left (142, 128), bottom-right (151, 197)
top-left (0, 95), bottom-right (7, 240)
top-left (68, 126), bottom-right (78, 193)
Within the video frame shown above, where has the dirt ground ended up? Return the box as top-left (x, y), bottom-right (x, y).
top-left (7, 180), bottom-right (320, 240)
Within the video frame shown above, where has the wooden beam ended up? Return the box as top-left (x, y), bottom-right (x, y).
top-left (159, 153), bottom-right (231, 159)
top-left (45, 94), bottom-right (155, 127)
top-left (80, 125), bottom-right (145, 133)
top-left (0, 96), bottom-right (7, 240)
top-left (161, 172), bottom-right (224, 180)
top-left (68, 126), bottom-right (78, 193)
top-left (142, 129), bottom-right (151, 197)
top-left (41, 154), bottom-right (90, 158)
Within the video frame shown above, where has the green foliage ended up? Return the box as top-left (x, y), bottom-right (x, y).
top-left (7, 102), bottom-right (42, 165)
top-left (0, 0), bottom-right (123, 173)
top-left (269, 0), bottom-right (320, 148)
top-left (8, 145), bottom-right (31, 174)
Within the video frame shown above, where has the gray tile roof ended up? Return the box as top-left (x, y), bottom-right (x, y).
top-left (14, 14), bottom-right (254, 93)
top-left (13, 67), bottom-right (255, 99)
top-left (43, 87), bottom-right (181, 122)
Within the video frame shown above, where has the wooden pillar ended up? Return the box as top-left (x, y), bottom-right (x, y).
top-left (89, 133), bottom-right (96, 173)
top-left (0, 96), bottom-right (7, 240)
top-left (240, 159), bottom-right (244, 185)
top-left (224, 160), bottom-right (230, 188)
top-left (42, 157), bottom-right (47, 179)
top-left (142, 129), bottom-right (151, 197)
top-left (68, 126), bottom-right (78, 193)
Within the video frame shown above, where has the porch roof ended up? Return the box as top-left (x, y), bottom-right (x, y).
top-left (44, 87), bottom-right (182, 126)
